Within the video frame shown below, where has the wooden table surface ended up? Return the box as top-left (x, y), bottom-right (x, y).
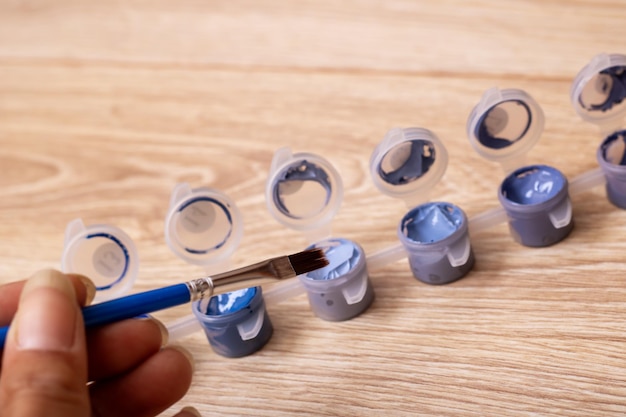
top-left (2, 1), bottom-right (626, 415)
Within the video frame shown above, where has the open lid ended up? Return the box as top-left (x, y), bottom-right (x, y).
top-left (571, 53), bottom-right (626, 132)
top-left (370, 127), bottom-right (448, 206)
top-left (62, 218), bottom-right (139, 303)
top-left (164, 183), bottom-right (243, 266)
top-left (467, 88), bottom-right (545, 171)
top-left (265, 147), bottom-right (343, 242)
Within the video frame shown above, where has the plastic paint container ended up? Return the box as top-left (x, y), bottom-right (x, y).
top-left (571, 54), bottom-right (626, 208)
top-left (192, 286), bottom-right (273, 358)
top-left (62, 218), bottom-right (138, 303)
top-left (370, 128), bottom-right (475, 284)
top-left (165, 183), bottom-right (275, 357)
top-left (300, 238), bottom-right (374, 321)
top-left (498, 165), bottom-right (573, 247)
top-left (397, 202), bottom-right (474, 285)
top-left (266, 148), bottom-right (376, 320)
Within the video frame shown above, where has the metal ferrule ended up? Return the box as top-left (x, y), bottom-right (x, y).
top-left (186, 278), bottom-right (215, 302)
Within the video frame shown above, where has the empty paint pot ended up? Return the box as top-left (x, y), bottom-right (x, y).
top-left (397, 202), bottom-right (474, 285)
top-left (299, 238), bottom-right (374, 321)
top-left (499, 164), bottom-right (573, 247)
top-left (192, 286), bottom-right (273, 358)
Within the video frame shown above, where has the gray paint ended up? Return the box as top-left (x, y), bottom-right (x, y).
top-left (398, 202), bottom-right (474, 285)
top-left (498, 165), bottom-right (574, 247)
top-left (300, 238), bottom-right (374, 321)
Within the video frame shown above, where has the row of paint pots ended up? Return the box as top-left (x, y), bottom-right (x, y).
top-left (60, 52), bottom-right (626, 357)
top-left (192, 52), bottom-right (626, 355)
top-left (190, 156), bottom-right (579, 356)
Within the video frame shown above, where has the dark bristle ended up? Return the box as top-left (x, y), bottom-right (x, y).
top-left (288, 248), bottom-right (329, 276)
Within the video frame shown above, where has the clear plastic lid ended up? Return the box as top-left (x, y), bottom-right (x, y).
top-left (370, 127), bottom-right (448, 206)
top-left (571, 53), bottom-right (626, 131)
top-left (265, 147), bottom-right (343, 241)
top-left (164, 183), bottom-right (243, 266)
top-left (467, 88), bottom-right (545, 171)
top-left (61, 218), bottom-right (139, 303)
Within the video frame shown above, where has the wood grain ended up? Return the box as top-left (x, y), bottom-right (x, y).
top-left (1, 1), bottom-right (626, 415)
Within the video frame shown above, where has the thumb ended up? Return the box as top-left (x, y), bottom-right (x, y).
top-left (0, 269), bottom-right (90, 417)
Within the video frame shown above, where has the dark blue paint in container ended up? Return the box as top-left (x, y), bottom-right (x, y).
top-left (398, 202), bottom-right (474, 285)
top-left (498, 164), bottom-right (573, 247)
top-left (192, 286), bottom-right (273, 358)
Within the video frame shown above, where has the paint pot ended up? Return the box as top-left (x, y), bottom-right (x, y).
top-left (397, 202), bottom-right (474, 285)
top-left (498, 165), bottom-right (573, 247)
top-left (192, 286), bottom-right (273, 358)
top-left (299, 238), bottom-right (374, 321)
top-left (165, 183), bottom-right (243, 266)
top-left (62, 218), bottom-right (138, 303)
top-left (597, 130), bottom-right (626, 208)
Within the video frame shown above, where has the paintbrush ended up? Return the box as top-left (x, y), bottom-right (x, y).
top-left (0, 249), bottom-right (328, 348)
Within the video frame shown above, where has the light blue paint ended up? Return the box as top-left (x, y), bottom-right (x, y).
top-left (400, 202), bottom-right (464, 244)
top-left (501, 165), bottom-right (565, 205)
top-left (204, 287), bottom-right (257, 316)
top-left (307, 238), bottom-right (361, 281)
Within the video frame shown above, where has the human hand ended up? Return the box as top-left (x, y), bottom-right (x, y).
top-left (0, 269), bottom-right (200, 417)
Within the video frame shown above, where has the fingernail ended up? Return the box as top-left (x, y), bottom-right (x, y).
top-left (179, 406), bottom-right (202, 417)
top-left (152, 318), bottom-right (169, 347)
top-left (169, 345), bottom-right (195, 374)
top-left (74, 274), bottom-right (96, 306)
top-left (12, 269), bottom-right (80, 352)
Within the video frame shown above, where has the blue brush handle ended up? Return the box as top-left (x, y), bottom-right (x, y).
top-left (0, 283), bottom-right (191, 349)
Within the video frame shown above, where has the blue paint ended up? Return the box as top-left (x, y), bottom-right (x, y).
top-left (501, 165), bottom-right (565, 205)
top-left (85, 233), bottom-right (129, 291)
top-left (400, 202), bottom-right (464, 244)
top-left (377, 140), bottom-right (436, 185)
top-left (204, 287), bottom-right (257, 316)
top-left (580, 66), bottom-right (626, 112)
top-left (600, 130), bottom-right (626, 166)
top-left (476, 100), bottom-right (531, 149)
top-left (177, 196), bottom-right (232, 254)
top-left (306, 238), bottom-right (361, 281)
